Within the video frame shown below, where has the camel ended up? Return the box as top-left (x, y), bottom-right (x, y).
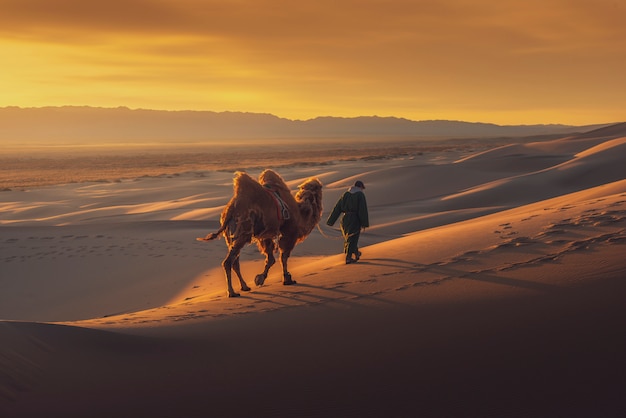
top-left (198, 169), bottom-right (323, 297)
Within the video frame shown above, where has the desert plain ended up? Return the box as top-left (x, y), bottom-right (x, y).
top-left (1, 124), bottom-right (626, 417)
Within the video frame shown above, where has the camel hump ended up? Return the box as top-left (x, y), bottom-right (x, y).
top-left (258, 169), bottom-right (290, 194)
top-left (233, 171), bottom-right (263, 196)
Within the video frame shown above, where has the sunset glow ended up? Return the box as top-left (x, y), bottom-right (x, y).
top-left (1, 0), bottom-right (624, 124)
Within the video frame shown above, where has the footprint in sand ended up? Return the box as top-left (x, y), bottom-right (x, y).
top-left (449, 255), bottom-right (476, 263)
top-left (544, 239), bottom-right (569, 245)
top-left (495, 236), bottom-right (534, 249)
top-left (494, 224), bottom-right (514, 235)
top-left (330, 282), bottom-right (348, 288)
top-left (608, 234), bottom-right (626, 244)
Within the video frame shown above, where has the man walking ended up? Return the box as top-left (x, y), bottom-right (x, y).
top-left (326, 180), bottom-right (369, 264)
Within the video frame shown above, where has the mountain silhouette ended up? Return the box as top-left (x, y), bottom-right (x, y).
top-left (0, 106), bottom-right (612, 144)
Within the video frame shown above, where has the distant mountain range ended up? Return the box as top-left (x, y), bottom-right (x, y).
top-left (0, 106), bottom-right (612, 144)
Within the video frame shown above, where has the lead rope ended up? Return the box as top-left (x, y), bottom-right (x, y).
top-left (316, 223), bottom-right (343, 240)
top-left (317, 223), bottom-right (361, 240)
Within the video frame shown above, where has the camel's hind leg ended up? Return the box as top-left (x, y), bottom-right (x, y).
top-left (254, 238), bottom-right (276, 286)
top-left (222, 240), bottom-right (247, 297)
top-left (232, 255), bottom-right (251, 292)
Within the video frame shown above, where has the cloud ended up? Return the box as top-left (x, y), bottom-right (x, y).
top-left (0, 0), bottom-right (183, 38)
top-left (3, 0), bottom-right (623, 58)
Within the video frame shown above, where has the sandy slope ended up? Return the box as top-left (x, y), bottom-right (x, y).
top-left (1, 127), bottom-right (625, 417)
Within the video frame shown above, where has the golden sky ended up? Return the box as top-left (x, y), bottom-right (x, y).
top-left (1, 0), bottom-right (624, 124)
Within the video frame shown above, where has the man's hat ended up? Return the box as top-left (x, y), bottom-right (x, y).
top-left (355, 180), bottom-right (365, 189)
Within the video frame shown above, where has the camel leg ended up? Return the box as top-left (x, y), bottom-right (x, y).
top-left (232, 255), bottom-right (251, 292)
top-left (222, 242), bottom-right (246, 297)
top-left (254, 238), bottom-right (276, 286)
top-left (279, 237), bottom-right (297, 285)
top-left (280, 250), bottom-right (296, 285)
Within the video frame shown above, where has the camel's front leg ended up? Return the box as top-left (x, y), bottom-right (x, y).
top-left (280, 250), bottom-right (296, 285)
top-left (254, 238), bottom-right (276, 286)
top-left (232, 256), bottom-right (251, 292)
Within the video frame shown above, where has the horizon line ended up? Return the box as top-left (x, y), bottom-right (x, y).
top-left (0, 105), bottom-right (618, 127)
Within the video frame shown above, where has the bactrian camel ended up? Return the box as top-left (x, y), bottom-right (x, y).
top-left (198, 169), bottom-right (323, 297)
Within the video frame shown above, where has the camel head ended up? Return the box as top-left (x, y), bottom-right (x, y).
top-left (294, 177), bottom-right (323, 241)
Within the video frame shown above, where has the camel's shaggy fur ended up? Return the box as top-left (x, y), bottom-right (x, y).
top-left (202, 169), bottom-right (323, 297)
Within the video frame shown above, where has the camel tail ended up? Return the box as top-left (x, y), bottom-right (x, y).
top-left (198, 221), bottom-right (227, 242)
top-left (197, 228), bottom-right (222, 241)
top-left (206, 230), bottom-right (223, 241)
top-left (198, 199), bottom-right (235, 242)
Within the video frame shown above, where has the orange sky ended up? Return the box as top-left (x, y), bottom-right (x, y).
top-left (1, 0), bottom-right (624, 125)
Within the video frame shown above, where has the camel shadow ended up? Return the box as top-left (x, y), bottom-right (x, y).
top-left (245, 276), bottom-right (405, 309)
top-left (249, 287), bottom-right (369, 309)
top-left (358, 257), bottom-right (560, 293)
top-left (295, 282), bottom-right (404, 307)
top-left (426, 262), bottom-right (560, 293)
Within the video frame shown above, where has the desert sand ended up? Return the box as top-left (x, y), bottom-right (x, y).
top-left (1, 124), bottom-right (626, 417)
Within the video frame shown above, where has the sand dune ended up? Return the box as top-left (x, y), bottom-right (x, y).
top-left (1, 126), bottom-right (625, 417)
